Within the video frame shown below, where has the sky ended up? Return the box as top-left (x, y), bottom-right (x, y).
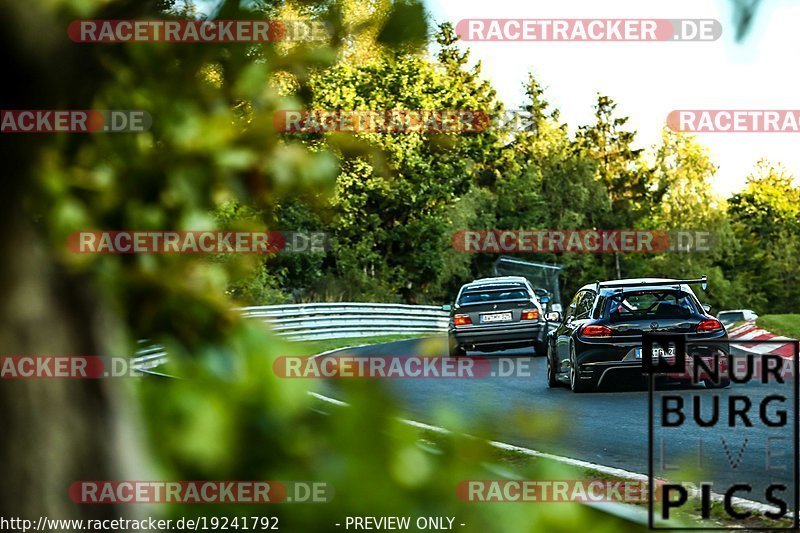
top-left (424, 0), bottom-right (800, 196)
top-left (195, 0), bottom-right (800, 197)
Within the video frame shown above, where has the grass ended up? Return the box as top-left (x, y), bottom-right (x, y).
top-left (757, 314), bottom-right (800, 339)
top-left (413, 429), bottom-right (791, 530)
top-left (304, 333), bottom-right (439, 355)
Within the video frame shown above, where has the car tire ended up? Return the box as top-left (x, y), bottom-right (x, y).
top-left (704, 378), bottom-right (731, 389)
top-left (546, 344), bottom-right (559, 388)
top-left (569, 344), bottom-right (592, 393)
top-left (448, 335), bottom-right (467, 357)
top-left (534, 340), bottom-right (547, 357)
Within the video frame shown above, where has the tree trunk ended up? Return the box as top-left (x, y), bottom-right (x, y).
top-left (0, 222), bottom-right (146, 523)
top-left (0, 0), bottom-right (146, 522)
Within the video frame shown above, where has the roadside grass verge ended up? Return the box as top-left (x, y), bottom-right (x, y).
top-left (417, 429), bottom-right (792, 531)
top-left (757, 314), bottom-right (800, 339)
top-left (309, 395), bottom-right (791, 531)
top-left (302, 333), bottom-right (439, 355)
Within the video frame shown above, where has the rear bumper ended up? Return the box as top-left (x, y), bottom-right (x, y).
top-left (578, 354), bottom-right (730, 387)
top-left (571, 332), bottom-right (729, 386)
top-left (450, 322), bottom-right (544, 350)
top-left (574, 332), bottom-right (729, 364)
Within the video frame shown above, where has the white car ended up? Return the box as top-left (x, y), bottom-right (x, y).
top-left (717, 309), bottom-right (758, 326)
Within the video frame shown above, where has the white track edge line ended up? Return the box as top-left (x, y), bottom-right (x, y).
top-left (308, 390), bottom-right (785, 516)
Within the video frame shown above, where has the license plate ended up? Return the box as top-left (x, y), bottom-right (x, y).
top-left (480, 312), bottom-right (512, 323)
top-left (635, 347), bottom-right (676, 359)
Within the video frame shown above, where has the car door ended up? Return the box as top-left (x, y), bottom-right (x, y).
top-left (555, 290), bottom-right (584, 361)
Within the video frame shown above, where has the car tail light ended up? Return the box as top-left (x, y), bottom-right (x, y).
top-left (581, 324), bottom-right (612, 338)
top-left (521, 309), bottom-right (539, 321)
top-left (454, 314), bottom-right (472, 326)
top-left (697, 318), bottom-right (724, 333)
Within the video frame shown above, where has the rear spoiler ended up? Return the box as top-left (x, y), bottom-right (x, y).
top-left (595, 276), bottom-right (708, 292)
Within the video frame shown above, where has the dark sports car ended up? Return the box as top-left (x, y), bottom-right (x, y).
top-left (546, 277), bottom-right (729, 392)
top-left (445, 276), bottom-right (549, 357)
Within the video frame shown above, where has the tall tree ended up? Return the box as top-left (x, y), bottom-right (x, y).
top-left (726, 160), bottom-right (800, 312)
top-left (576, 95), bottom-right (654, 277)
top-left (304, 22), bottom-right (504, 302)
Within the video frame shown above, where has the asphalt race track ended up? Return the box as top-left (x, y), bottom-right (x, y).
top-left (319, 336), bottom-right (796, 507)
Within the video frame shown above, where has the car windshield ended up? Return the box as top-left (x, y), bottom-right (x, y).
top-left (459, 288), bottom-right (529, 305)
top-left (718, 311), bottom-right (745, 323)
top-left (606, 290), bottom-right (696, 321)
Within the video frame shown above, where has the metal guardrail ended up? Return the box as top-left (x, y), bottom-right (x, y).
top-left (239, 303), bottom-right (450, 341)
top-left (132, 340), bottom-right (168, 371)
top-left (132, 302), bottom-right (452, 369)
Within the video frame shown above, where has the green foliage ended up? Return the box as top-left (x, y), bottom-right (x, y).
top-left (246, 32), bottom-right (799, 313)
top-left (576, 95), bottom-right (656, 228)
top-left (8, 0), bottom-right (797, 530)
top-left (648, 129), bottom-right (721, 230)
top-left (300, 23), bottom-right (501, 303)
top-left (626, 130), bottom-right (731, 301)
top-left (9, 0), bottom-right (799, 531)
top-left (728, 160), bottom-right (800, 237)
top-left (757, 314), bottom-right (800, 340)
top-left (376, 0), bottom-right (429, 50)
top-left (725, 161), bottom-right (800, 313)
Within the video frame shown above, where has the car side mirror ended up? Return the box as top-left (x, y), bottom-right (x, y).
top-left (442, 304), bottom-right (453, 312)
top-left (702, 304), bottom-right (711, 313)
top-left (540, 296), bottom-right (550, 304)
top-left (546, 311), bottom-right (562, 323)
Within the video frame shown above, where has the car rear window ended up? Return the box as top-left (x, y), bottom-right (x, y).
top-left (459, 288), bottom-right (530, 305)
top-left (718, 311), bottom-right (745, 323)
top-left (606, 290), bottom-right (697, 321)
